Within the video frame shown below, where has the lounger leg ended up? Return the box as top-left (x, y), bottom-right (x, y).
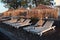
top-left (52, 26), bottom-right (56, 30)
top-left (38, 32), bottom-right (43, 36)
top-left (16, 26), bottom-right (19, 29)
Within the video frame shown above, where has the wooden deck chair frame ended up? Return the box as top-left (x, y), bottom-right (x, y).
top-left (11, 19), bottom-right (31, 29)
top-left (3, 18), bottom-right (17, 24)
top-left (23, 20), bottom-right (45, 31)
top-left (23, 21), bottom-right (55, 36)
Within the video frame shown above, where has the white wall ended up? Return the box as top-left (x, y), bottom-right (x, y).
top-left (54, 0), bottom-right (60, 6)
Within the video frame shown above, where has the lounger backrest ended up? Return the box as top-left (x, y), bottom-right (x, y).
top-left (19, 18), bottom-right (25, 23)
top-left (34, 20), bottom-right (45, 26)
top-left (9, 19), bottom-right (17, 23)
top-left (43, 21), bottom-right (54, 28)
top-left (38, 21), bottom-right (54, 31)
top-left (34, 20), bottom-right (40, 26)
top-left (23, 19), bottom-right (31, 24)
top-left (34, 21), bottom-right (54, 32)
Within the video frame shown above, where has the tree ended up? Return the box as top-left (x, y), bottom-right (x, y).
top-left (1, 0), bottom-right (24, 9)
top-left (1, 0), bottom-right (51, 9)
top-left (34, 0), bottom-right (51, 6)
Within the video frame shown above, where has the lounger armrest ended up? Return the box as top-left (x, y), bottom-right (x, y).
top-left (53, 26), bottom-right (56, 28)
top-left (29, 23), bottom-right (32, 25)
top-left (52, 26), bottom-right (56, 30)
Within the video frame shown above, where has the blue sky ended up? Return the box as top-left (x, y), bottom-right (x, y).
top-left (0, 0), bottom-right (60, 13)
top-left (0, 1), bottom-right (8, 13)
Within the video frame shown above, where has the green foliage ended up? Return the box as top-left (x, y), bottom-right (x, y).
top-left (1, 0), bottom-right (51, 9)
top-left (36, 0), bottom-right (51, 5)
top-left (1, 0), bottom-right (22, 9)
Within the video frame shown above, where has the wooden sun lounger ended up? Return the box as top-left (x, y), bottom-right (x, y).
top-left (8, 18), bottom-right (25, 25)
top-left (3, 18), bottom-right (25, 24)
top-left (27, 21), bottom-right (55, 36)
top-left (0, 16), bottom-right (11, 21)
top-left (23, 21), bottom-right (55, 36)
top-left (10, 19), bottom-right (31, 29)
top-left (3, 19), bottom-right (17, 24)
top-left (23, 20), bottom-right (45, 31)
top-left (17, 18), bottom-right (25, 23)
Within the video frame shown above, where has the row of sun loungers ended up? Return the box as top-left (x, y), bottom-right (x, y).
top-left (23, 21), bottom-right (55, 36)
top-left (2, 17), bottom-right (56, 36)
top-left (3, 18), bottom-right (31, 29)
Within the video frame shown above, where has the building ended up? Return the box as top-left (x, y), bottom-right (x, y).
top-left (54, 0), bottom-right (60, 16)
